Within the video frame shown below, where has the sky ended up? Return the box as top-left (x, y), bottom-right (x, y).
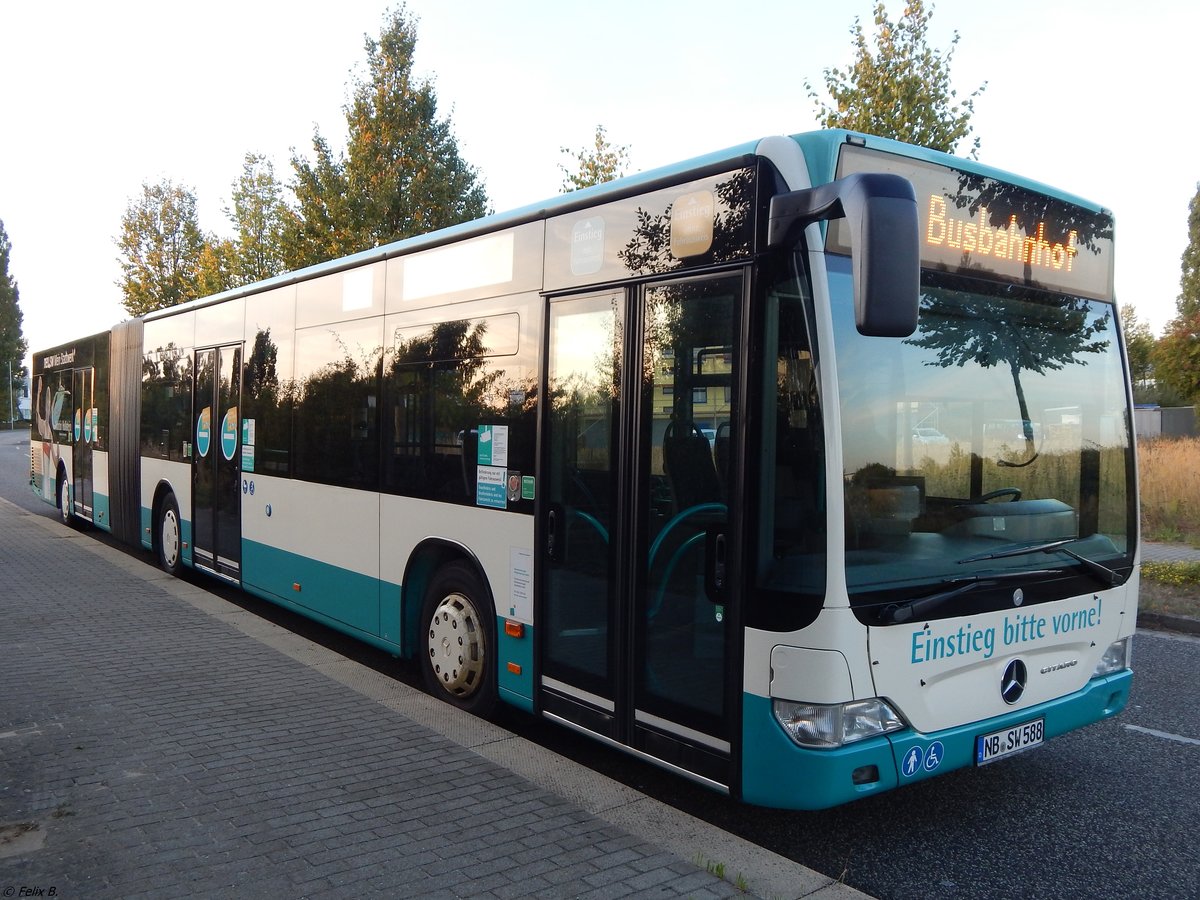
top-left (1, 0), bottom-right (1196, 366)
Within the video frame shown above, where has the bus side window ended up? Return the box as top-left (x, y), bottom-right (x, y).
top-left (293, 320), bottom-right (382, 491)
top-left (383, 314), bottom-right (536, 511)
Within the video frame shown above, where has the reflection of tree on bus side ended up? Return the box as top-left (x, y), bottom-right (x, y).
top-left (243, 328), bottom-right (295, 473)
top-left (388, 320), bottom-right (502, 440)
top-left (616, 168), bottom-right (753, 397)
top-left (617, 168), bottom-right (755, 278)
top-left (384, 319), bottom-right (537, 501)
top-left (244, 329), bottom-right (280, 406)
top-left (294, 331), bottom-right (382, 485)
top-left (140, 343), bottom-right (192, 459)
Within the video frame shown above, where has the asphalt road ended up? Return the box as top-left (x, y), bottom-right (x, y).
top-left (4, 427), bottom-right (1198, 899)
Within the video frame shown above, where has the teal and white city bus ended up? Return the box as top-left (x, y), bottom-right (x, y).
top-left (30, 129), bottom-right (1136, 809)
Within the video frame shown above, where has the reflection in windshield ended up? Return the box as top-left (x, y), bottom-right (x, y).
top-left (834, 269), bottom-right (1133, 609)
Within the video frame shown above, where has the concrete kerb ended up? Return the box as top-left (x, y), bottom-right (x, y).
top-left (1136, 611), bottom-right (1200, 636)
top-left (7, 500), bottom-right (867, 900)
top-left (1139, 543), bottom-right (1200, 635)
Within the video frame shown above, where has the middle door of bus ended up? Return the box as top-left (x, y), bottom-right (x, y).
top-left (192, 344), bottom-right (243, 582)
top-left (539, 273), bottom-right (743, 788)
top-left (71, 366), bottom-right (94, 521)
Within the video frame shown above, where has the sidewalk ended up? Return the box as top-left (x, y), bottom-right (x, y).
top-left (1141, 540), bottom-right (1200, 564)
top-left (0, 496), bottom-right (861, 900)
top-left (1139, 541), bottom-right (1200, 636)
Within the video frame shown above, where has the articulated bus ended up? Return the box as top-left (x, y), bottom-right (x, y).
top-left (30, 130), bottom-right (1136, 809)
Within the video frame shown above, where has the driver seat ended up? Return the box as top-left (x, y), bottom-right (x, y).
top-left (662, 420), bottom-right (722, 511)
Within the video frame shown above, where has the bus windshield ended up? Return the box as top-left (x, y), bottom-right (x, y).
top-left (832, 267), bottom-right (1134, 622)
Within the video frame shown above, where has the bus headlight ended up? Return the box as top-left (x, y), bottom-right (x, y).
top-left (1092, 637), bottom-right (1131, 677)
top-left (772, 698), bottom-right (906, 749)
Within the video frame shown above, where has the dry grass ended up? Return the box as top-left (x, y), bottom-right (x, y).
top-left (1138, 436), bottom-right (1200, 543)
top-left (1138, 437), bottom-right (1200, 620)
top-left (1139, 579), bottom-right (1200, 619)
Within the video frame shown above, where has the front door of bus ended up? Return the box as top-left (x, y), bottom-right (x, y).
top-left (540, 274), bottom-right (742, 788)
top-left (71, 366), bottom-right (94, 521)
top-left (193, 344), bottom-right (243, 582)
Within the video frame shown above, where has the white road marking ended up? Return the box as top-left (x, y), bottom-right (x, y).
top-left (1122, 724), bottom-right (1200, 746)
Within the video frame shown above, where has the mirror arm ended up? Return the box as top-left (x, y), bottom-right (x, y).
top-left (767, 173), bottom-right (915, 249)
top-left (767, 172), bottom-right (920, 338)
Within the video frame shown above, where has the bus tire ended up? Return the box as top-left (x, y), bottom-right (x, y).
top-left (57, 472), bottom-right (75, 528)
top-left (157, 493), bottom-right (183, 576)
top-left (420, 561), bottom-right (497, 717)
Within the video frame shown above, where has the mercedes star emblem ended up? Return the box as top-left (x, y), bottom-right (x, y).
top-left (1001, 659), bottom-right (1028, 704)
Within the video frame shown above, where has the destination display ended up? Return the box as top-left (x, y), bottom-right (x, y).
top-left (828, 143), bottom-right (1114, 300)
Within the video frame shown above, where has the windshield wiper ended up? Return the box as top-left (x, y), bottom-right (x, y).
top-left (879, 568), bottom-right (1063, 624)
top-left (958, 539), bottom-right (1120, 587)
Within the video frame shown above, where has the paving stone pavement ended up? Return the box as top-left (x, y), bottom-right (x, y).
top-left (1141, 540), bottom-right (1200, 564)
top-left (0, 495), bottom-right (864, 900)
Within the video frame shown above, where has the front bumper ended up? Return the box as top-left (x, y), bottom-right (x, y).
top-left (740, 669), bottom-right (1132, 810)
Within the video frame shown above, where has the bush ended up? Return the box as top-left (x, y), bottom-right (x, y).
top-left (1141, 561), bottom-right (1200, 586)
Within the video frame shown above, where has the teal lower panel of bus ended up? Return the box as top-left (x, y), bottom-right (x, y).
top-left (240, 542), bottom-right (535, 708)
top-left (92, 492), bottom-right (112, 533)
top-left (242, 539), bottom-right (398, 644)
top-left (741, 669), bottom-right (1132, 810)
top-left (497, 619), bottom-right (534, 712)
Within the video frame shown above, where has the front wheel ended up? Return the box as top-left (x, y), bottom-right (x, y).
top-left (420, 561), bottom-right (497, 717)
top-left (57, 474), bottom-right (75, 528)
top-left (157, 493), bottom-right (182, 576)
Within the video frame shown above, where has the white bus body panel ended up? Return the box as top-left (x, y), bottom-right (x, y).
top-left (140, 457), bottom-right (191, 533)
top-left (92, 448), bottom-right (110, 506)
top-left (239, 476), bottom-right (536, 626)
top-left (867, 580), bottom-right (1138, 734)
top-left (743, 606), bottom-right (871, 701)
top-left (243, 475), bottom-right (380, 580)
top-left (379, 495), bottom-right (535, 624)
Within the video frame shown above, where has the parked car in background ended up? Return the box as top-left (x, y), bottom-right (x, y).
top-left (913, 426), bottom-right (949, 445)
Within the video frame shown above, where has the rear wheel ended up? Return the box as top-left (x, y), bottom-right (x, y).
top-left (420, 561), bottom-right (497, 717)
top-left (157, 493), bottom-right (182, 576)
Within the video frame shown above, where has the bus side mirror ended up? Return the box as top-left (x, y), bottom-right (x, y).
top-left (767, 172), bottom-right (919, 338)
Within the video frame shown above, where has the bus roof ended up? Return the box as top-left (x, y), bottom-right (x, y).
top-left (795, 129), bottom-right (1109, 216)
top-left (143, 129), bottom-right (1110, 323)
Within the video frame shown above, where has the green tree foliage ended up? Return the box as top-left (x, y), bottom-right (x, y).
top-left (1151, 185), bottom-right (1200, 404)
top-left (1152, 316), bottom-right (1200, 406)
top-left (1179, 183), bottom-right (1200, 317)
top-left (227, 153), bottom-right (288, 285)
top-left (0, 219), bottom-right (28, 422)
top-left (286, 6), bottom-right (490, 269)
top-left (284, 133), bottom-right (355, 270)
top-left (1119, 304), bottom-right (1156, 390)
top-left (806, 1), bottom-right (986, 157)
top-left (560, 125), bottom-right (631, 192)
top-left (196, 238), bottom-right (237, 298)
top-left (116, 180), bottom-right (207, 316)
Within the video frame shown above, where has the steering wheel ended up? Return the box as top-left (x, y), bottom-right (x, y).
top-left (969, 487), bottom-right (1022, 504)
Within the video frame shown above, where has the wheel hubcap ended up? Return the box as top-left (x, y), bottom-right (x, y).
top-left (161, 510), bottom-right (180, 569)
top-left (427, 592), bottom-right (484, 698)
